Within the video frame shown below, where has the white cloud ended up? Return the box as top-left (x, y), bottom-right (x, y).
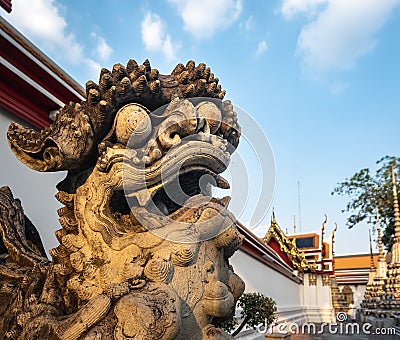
top-left (7, 0), bottom-right (83, 63)
top-left (83, 58), bottom-right (102, 81)
top-left (281, 0), bottom-right (327, 19)
top-left (245, 15), bottom-right (254, 31)
top-left (169, 0), bottom-right (242, 40)
top-left (239, 15), bottom-right (254, 35)
top-left (280, 0), bottom-right (400, 75)
top-left (91, 33), bottom-right (113, 61)
top-left (141, 12), bottom-right (178, 61)
top-left (6, 0), bottom-right (105, 83)
top-left (256, 40), bottom-right (268, 56)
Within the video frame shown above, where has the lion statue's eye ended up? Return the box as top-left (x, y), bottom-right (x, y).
top-left (195, 101), bottom-right (222, 134)
top-left (115, 103), bottom-right (152, 147)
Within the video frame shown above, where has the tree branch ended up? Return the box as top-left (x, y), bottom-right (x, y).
top-left (232, 315), bottom-right (249, 337)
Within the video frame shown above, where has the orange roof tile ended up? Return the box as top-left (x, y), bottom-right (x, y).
top-left (334, 254), bottom-right (379, 270)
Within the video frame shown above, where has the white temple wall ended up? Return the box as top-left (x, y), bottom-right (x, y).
top-left (302, 274), bottom-right (335, 323)
top-left (230, 250), bottom-right (306, 324)
top-left (0, 108), bottom-right (64, 253)
top-left (299, 273), bottom-right (304, 307)
top-left (316, 276), bottom-right (335, 323)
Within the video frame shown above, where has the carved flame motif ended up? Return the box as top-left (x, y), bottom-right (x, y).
top-left (0, 59), bottom-right (244, 339)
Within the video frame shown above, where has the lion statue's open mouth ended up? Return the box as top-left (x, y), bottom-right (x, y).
top-left (1, 59), bottom-right (245, 340)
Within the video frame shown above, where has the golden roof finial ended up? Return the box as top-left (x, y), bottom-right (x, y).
top-left (332, 223), bottom-right (337, 271)
top-left (319, 215), bottom-right (327, 247)
top-left (271, 207), bottom-right (276, 223)
top-left (321, 214), bottom-right (327, 230)
top-left (332, 223), bottom-right (338, 235)
top-left (369, 228), bottom-right (375, 270)
top-left (376, 207), bottom-right (384, 261)
top-left (294, 215), bottom-right (297, 234)
top-left (391, 166), bottom-right (400, 242)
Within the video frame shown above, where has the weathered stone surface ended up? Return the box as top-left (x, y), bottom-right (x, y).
top-left (1, 59), bottom-right (244, 339)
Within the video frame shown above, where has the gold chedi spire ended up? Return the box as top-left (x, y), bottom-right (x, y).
top-left (381, 165), bottom-right (400, 300)
top-left (392, 166), bottom-right (400, 242)
top-left (376, 207), bottom-right (384, 261)
top-left (366, 228), bottom-right (376, 286)
top-left (391, 166), bottom-right (400, 264)
top-left (369, 228), bottom-right (375, 271)
top-left (375, 207), bottom-right (387, 280)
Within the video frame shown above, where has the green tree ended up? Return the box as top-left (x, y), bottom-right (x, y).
top-left (214, 292), bottom-right (277, 337)
top-left (332, 155), bottom-right (400, 250)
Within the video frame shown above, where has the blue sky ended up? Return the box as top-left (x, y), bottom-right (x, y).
top-left (3, 0), bottom-right (400, 254)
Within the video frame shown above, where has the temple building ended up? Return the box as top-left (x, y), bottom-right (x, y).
top-left (260, 213), bottom-right (337, 323)
top-left (334, 251), bottom-right (379, 308)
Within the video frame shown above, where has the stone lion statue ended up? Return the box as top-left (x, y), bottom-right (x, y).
top-left (0, 59), bottom-right (245, 339)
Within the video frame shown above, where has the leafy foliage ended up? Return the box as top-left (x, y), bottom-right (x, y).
top-left (214, 316), bottom-right (237, 333)
top-left (214, 292), bottom-right (277, 337)
top-left (332, 155), bottom-right (400, 250)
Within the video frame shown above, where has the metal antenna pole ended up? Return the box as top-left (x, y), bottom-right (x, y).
top-left (298, 180), bottom-right (302, 233)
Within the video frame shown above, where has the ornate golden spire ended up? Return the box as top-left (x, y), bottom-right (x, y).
top-left (369, 228), bottom-right (375, 270)
top-left (392, 166), bottom-right (400, 242)
top-left (375, 207), bottom-right (387, 280)
top-left (376, 207), bottom-right (384, 261)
